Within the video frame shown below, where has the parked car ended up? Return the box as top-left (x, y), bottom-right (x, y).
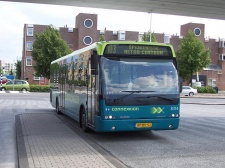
top-left (181, 86), bottom-right (198, 96)
top-left (1, 80), bottom-right (30, 91)
top-left (0, 76), bottom-right (11, 84)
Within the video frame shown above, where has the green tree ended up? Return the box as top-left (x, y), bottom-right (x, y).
top-left (99, 34), bottom-right (105, 41)
top-left (176, 30), bottom-right (211, 83)
top-left (9, 69), bottom-right (13, 75)
top-left (15, 59), bottom-right (21, 79)
top-left (15, 60), bottom-right (22, 79)
top-left (32, 25), bottom-right (72, 79)
top-left (142, 31), bottom-right (157, 42)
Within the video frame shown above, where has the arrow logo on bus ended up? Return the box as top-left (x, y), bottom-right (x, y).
top-left (151, 107), bottom-right (164, 114)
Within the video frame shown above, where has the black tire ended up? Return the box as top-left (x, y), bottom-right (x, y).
top-left (189, 92), bottom-right (194, 96)
top-left (81, 110), bottom-right (89, 132)
top-left (56, 100), bottom-right (62, 114)
top-left (21, 88), bottom-right (27, 92)
top-left (1, 87), bottom-right (6, 91)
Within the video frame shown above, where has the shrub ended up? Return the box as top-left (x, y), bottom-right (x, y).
top-left (194, 86), bottom-right (216, 93)
top-left (30, 85), bottom-right (50, 92)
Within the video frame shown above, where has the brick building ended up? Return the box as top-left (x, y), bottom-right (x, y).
top-left (21, 13), bottom-right (225, 89)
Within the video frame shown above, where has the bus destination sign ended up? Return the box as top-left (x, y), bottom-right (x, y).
top-left (104, 44), bottom-right (172, 57)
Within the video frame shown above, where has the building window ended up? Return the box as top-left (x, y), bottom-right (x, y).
top-left (138, 33), bottom-right (143, 41)
top-left (33, 76), bottom-right (40, 80)
top-left (100, 30), bottom-right (105, 35)
top-left (27, 27), bottom-right (34, 36)
top-left (208, 78), bottom-right (216, 87)
top-left (118, 31), bottom-right (125, 40)
top-left (27, 25), bottom-right (33, 36)
top-left (164, 35), bottom-right (170, 43)
top-left (194, 28), bottom-right (201, 36)
top-left (26, 56), bottom-right (32, 66)
top-left (84, 19), bottom-right (93, 28)
top-left (219, 54), bottom-right (225, 60)
top-left (83, 36), bottom-right (92, 45)
top-left (33, 71), bottom-right (40, 80)
top-left (26, 41), bottom-right (33, 51)
top-left (68, 27), bottom-right (73, 32)
top-left (113, 31), bottom-right (117, 36)
top-left (219, 39), bottom-right (225, 48)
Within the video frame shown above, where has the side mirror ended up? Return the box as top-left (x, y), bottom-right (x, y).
top-left (179, 77), bottom-right (183, 93)
top-left (91, 51), bottom-right (98, 70)
top-left (91, 51), bottom-right (99, 75)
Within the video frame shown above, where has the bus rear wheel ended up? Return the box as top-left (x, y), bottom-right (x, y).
top-left (56, 100), bottom-right (62, 115)
top-left (81, 110), bottom-right (89, 132)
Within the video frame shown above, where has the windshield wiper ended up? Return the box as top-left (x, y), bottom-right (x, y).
top-left (146, 95), bottom-right (174, 101)
top-left (113, 90), bottom-right (155, 103)
top-left (120, 90), bottom-right (155, 93)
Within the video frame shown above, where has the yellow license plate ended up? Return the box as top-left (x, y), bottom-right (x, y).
top-left (136, 123), bottom-right (152, 128)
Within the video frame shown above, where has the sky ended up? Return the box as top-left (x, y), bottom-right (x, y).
top-left (1, 1), bottom-right (225, 63)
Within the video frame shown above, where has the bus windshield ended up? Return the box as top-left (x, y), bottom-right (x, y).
top-left (100, 56), bottom-right (179, 95)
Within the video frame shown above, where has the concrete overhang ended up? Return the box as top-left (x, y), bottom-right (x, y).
top-left (1, 0), bottom-right (225, 20)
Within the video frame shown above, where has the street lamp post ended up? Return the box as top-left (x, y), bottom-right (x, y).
top-left (149, 12), bottom-right (152, 42)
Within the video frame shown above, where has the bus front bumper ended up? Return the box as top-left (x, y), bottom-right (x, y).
top-left (94, 117), bottom-right (179, 132)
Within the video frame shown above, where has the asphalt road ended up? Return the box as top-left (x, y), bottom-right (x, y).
top-left (58, 96), bottom-right (225, 168)
top-left (73, 102), bottom-right (225, 168)
top-left (0, 93), bottom-right (225, 168)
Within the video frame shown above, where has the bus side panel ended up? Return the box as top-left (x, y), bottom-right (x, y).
top-left (58, 49), bottom-right (92, 123)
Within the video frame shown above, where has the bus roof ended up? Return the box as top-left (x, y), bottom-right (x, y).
top-left (51, 42), bottom-right (97, 64)
top-left (51, 41), bottom-right (175, 64)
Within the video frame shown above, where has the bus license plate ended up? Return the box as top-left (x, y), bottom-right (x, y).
top-left (136, 123), bottom-right (152, 128)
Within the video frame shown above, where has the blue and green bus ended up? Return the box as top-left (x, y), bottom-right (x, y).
top-left (50, 41), bottom-right (182, 132)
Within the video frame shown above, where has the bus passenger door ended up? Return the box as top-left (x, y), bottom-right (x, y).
top-left (87, 74), bottom-right (96, 126)
top-left (59, 64), bottom-right (66, 112)
top-left (87, 60), bottom-right (98, 127)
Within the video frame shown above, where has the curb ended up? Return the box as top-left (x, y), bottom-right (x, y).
top-left (0, 91), bottom-right (30, 93)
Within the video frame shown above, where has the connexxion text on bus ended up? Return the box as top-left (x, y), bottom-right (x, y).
top-left (50, 41), bottom-right (182, 132)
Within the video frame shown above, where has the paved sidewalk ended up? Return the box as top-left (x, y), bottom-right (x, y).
top-left (16, 113), bottom-right (123, 168)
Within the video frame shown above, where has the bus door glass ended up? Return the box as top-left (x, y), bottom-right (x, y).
top-left (59, 63), bottom-right (66, 112)
top-left (87, 61), bottom-right (99, 126)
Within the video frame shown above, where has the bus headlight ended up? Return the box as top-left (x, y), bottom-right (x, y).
top-left (171, 114), bottom-right (179, 118)
top-left (111, 126), bottom-right (116, 131)
top-left (105, 115), bottom-right (115, 119)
